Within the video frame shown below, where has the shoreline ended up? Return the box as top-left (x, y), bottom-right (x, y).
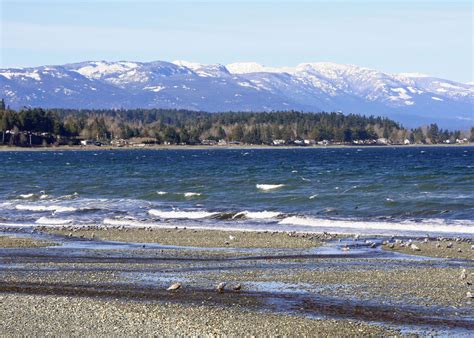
top-left (0, 226), bottom-right (472, 335)
top-left (0, 142), bottom-right (473, 152)
top-left (6, 226), bottom-right (473, 260)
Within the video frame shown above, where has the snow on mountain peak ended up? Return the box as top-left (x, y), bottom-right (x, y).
top-left (1, 59), bottom-right (472, 129)
top-left (172, 60), bottom-right (229, 77)
top-left (226, 62), bottom-right (267, 74)
top-left (74, 61), bottom-right (139, 79)
top-left (296, 62), bottom-right (365, 75)
top-left (172, 60), bottom-right (203, 70)
top-left (397, 72), bottom-right (430, 79)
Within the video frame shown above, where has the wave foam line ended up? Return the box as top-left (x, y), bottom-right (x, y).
top-left (149, 209), bottom-right (217, 219)
top-left (256, 184), bottom-right (285, 191)
top-left (15, 204), bottom-right (77, 213)
top-left (183, 192), bottom-right (201, 197)
top-left (233, 211), bottom-right (282, 219)
top-left (35, 217), bottom-right (72, 225)
top-left (103, 218), bottom-right (153, 227)
top-left (19, 193), bottom-right (35, 199)
top-left (279, 216), bottom-right (474, 235)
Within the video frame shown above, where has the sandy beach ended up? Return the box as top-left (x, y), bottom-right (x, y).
top-left (0, 227), bottom-right (472, 335)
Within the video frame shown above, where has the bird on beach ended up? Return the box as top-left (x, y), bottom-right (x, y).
top-left (460, 269), bottom-right (467, 280)
top-left (167, 282), bottom-right (181, 291)
top-left (233, 283), bottom-right (242, 292)
top-left (216, 282), bottom-right (226, 293)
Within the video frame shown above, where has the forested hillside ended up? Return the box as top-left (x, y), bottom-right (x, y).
top-left (0, 100), bottom-right (471, 146)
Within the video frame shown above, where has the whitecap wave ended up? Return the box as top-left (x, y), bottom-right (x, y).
top-left (183, 192), bottom-right (201, 197)
top-left (59, 192), bottom-right (79, 200)
top-left (279, 216), bottom-right (474, 235)
top-left (233, 211), bottom-right (282, 219)
top-left (19, 193), bottom-right (35, 199)
top-left (35, 217), bottom-right (72, 225)
top-left (256, 184), bottom-right (285, 191)
top-left (15, 204), bottom-right (77, 213)
top-left (149, 209), bottom-right (217, 219)
top-left (103, 218), bottom-right (150, 227)
top-left (157, 191), bottom-right (168, 195)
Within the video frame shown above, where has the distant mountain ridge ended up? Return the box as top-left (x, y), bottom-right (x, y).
top-left (0, 60), bottom-right (472, 128)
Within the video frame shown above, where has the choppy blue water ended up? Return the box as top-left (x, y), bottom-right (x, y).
top-left (1, 147), bottom-right (473, 236)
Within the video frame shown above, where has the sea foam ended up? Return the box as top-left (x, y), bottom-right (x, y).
top-left (256, 184), bottom-right (285, 191)
top-left (35, 217), bottom-right (72, 225)
top-left (183, 192), bottom-right (201, 197)
top-left (15, 204), bottom-right (77, 213)
top-left (19, 193), bottom-right (35, 199)
top-left (149, 209), bottom-right (217, 219)
top-left (232, 211), bottom-right (282, 219)
top-left (103, 218), bottom-right (151, 227)
top-left (279, 216), bottom-right (474, 235)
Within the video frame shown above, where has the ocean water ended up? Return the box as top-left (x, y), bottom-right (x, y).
top-left (1, 147), bottom-right (473, 237)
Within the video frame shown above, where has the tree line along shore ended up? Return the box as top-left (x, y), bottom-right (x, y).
top-left (0, 99), bottom-right (472, 147)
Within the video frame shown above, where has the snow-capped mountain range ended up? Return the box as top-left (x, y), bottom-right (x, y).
top-left (1, 60), bottom-right (472, 128)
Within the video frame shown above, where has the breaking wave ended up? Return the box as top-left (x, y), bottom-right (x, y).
top-left (183, 192), bottom-right (201, 197)
top-left (149, 209), bottom-right (217, 219)
top-left (232, 211), bottom-right (282, 219)
top-left (15, 204), bottom-right (77, 213)
top-left (279, 216), bottom-right (474, 235)
top-left (256, 184), bottom-right (285, 191)
top-left (35, 217), bottom-right (72, 225)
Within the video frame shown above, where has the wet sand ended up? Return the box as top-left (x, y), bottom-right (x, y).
top-left (0, 227), bottom-right (473, 335)
top-left (0, 235), bottom-right (57, 248)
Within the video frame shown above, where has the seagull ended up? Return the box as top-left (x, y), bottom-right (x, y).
top-left (229, 235), bottom-right (236, 241)
top-left (460, 269), bottom-right (467, 280)
top-left (410, 244), bottom-right (421, 251)
top-left (233, 283), bottom-right (242, 292)
top-left (467, 291), bottom-right (473, 299)
top-left (167, 282), bottom-right (181, 291)
top-left (216, 282), bottom-right (226, 293)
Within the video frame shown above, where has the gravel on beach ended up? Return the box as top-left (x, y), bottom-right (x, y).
top-left (0, 293), bottom-right (398, 336)
top-left (0, 235), bottom-right (56, 248)
top-left (1, 227), bottom-right (472, 335)
top-left (382, 239), bottom-right (473, 260)
top-left (44, 227), bottom-right (331, 249)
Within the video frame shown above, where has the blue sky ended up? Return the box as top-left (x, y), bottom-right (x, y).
top-left (1, 1), bottom-right (472, 82)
